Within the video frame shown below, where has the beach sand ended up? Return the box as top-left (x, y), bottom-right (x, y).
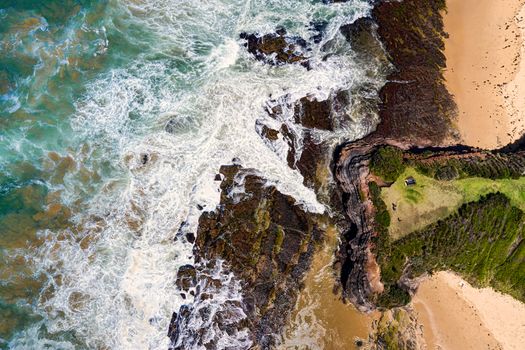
top-left (443, 0), bottom-right (525, 149)
top-left (413, 271), bottom-right (525, 350)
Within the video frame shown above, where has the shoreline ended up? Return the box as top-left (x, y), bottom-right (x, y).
top-left (413, 271), bottom-right (525, 350)
top-left (443, 0), bottom-right (525, 149)
top-left (279, 226), bottom-right (379, 350)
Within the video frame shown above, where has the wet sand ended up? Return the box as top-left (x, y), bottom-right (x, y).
top-left (413, 272), bottom-right (525, 350)
top-left (279, 226), bottom-right (379, 349)
top-left (443, 0), bottom-right (525, 149)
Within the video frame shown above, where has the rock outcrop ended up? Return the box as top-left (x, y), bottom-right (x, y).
top-left (332, 0), bottom-right (460, 309)
top-left (240, 28), bottom-right (309, 67)
top-left (371, 0), bottom-right (456, 145)
top-left (169, 165), bottom-right (329, 349)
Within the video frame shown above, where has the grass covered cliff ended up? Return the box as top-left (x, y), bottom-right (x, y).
top-left (368, 146), bottom-right (525, 308)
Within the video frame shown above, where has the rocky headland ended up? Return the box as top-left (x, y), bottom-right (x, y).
top-left (170, 0), bottom-right (525, 349)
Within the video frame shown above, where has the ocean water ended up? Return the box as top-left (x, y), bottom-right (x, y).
top-left (0, 0), bottom-right (384, 349)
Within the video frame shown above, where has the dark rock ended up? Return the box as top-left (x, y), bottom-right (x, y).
top-left (340, 17), bottom-right (384, 60)
top-left (371, 0), bottom-right (456, 145)
top-left (175, 265), bottom-right (197, 292)
top-left (294, 96), bottom-right (333, 131)
top-left (169, 165), bottom-right (330, 348)
top-left (185, 232), bottom-right (195, 243)
top-left (240, 29), bottom-right (309, 66)
top-left (309, 20), bottom-right (328, 44)
top-left (140, 153), bottom-right (149, 165)
top-left (261, 125), bottom-right (279, 141)
top-left (167, 312), bottom-right (178, 338)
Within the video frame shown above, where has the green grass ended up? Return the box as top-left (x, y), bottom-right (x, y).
top-left (374, 193), bottom-right (525, 308)
top-left (381, 167), bottom-right (525, 239)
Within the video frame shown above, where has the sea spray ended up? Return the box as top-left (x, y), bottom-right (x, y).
top-left (0, 0), bottom-right (385, 348)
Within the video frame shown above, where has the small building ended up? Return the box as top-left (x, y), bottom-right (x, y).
top-left (404, 176), bottom-right (416, 186)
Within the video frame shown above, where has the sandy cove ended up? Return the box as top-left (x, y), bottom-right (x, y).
top-left (411, 2), bottom-right (525, 349)
top-left (413, 271), bottom-right (525, 350)
top-left (444, 0), bottom-right (525, 149)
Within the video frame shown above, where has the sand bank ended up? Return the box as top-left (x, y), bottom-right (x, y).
top-left (443, 0), bottom-right (525, 149)
top-left (413, 271), bottom-right (525, 350)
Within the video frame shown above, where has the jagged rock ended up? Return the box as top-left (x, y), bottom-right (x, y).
top-left (175, 265), bottom-right (197, 292)
top-left (260, 124), bottom-right (279, 141)
top-left (294, 96), bottom-right (333, 131)
top-left (240, 28), bottom-right (309, 66)
top-left (308, 20), bottom-right (328, 44)
top-left (340, 17), bottom-right (385, 60)
top-left (169, 165), bottom-right (330, 349)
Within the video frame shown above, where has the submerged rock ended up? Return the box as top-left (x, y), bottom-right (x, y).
top-left (340, 17), bottom-right (385, 60)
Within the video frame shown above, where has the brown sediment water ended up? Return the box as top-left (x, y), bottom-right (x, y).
top-left (279, 226), bottom-right (379, 350)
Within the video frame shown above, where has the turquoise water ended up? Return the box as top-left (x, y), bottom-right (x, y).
top-left (0, 0), bottom-right (382, 348)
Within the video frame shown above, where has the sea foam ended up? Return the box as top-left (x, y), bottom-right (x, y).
top-left (8, 0), bottom-right (385, 348)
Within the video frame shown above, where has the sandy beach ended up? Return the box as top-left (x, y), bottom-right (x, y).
top-left (413, 272), bottom-right (525, 350)
top-left (443, 0), bottom-right (525, 149)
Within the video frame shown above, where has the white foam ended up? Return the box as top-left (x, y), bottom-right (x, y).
top-left (19, 0), bottom-right (386, 348)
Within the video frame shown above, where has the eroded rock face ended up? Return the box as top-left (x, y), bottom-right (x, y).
top-left (333, 140), bottom-right (384, 310)
top-left (170, 165), bottom-right (329, 349)
top-left (240, 28), bottom-right (309, 66)
top-left (329, 0), bottom-right (459, 310)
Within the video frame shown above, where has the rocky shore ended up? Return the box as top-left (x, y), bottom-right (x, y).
top-left (169, 165), bottom-right (330, 349)
top-left (169, 0), bottom-right (525, 348)
top-left (333, 0), bottom-right (458, 310)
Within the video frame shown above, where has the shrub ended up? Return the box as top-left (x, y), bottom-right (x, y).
top-left (370, 146), bottom-right (406, 182)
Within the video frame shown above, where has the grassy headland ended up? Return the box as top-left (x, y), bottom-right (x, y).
top-left (368, 146), bottom-right (525, 308)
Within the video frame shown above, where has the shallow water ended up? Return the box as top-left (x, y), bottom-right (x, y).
top-left (0, 0), bottom-right (384, 348)
top-left (279, 226), bottom-right (379, 350)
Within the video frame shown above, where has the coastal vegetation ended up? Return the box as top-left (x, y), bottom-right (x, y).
top-left (374, 193), bottom-right (525, 308)
top-left (409, 152), bottom-right (525, 180)
top-left (382, 167), bottom-right (525, 239)
top-left (369, 146), bottom-right (525, 308)
top-left (369, 146), bottom-right (406, 183)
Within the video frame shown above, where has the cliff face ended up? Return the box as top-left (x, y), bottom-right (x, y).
top-left (332, 0), bottom-right (525, 312)
top-left (333, 0), bottom-right (458, 309)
